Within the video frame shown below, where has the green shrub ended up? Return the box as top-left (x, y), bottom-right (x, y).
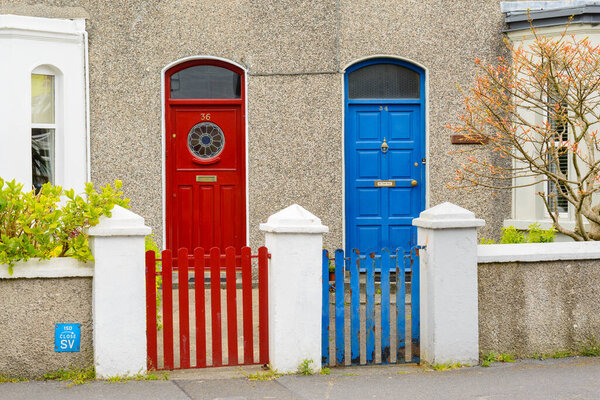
top-left (526, 223), bottom-right (556, 243)
top-left (0, 178), bottom-right (129, 274)
top-left (481, 223), bottom-right (556, 245)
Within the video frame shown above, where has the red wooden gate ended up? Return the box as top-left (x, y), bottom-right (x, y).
top-left (145, 246), bottom-right (269, 370)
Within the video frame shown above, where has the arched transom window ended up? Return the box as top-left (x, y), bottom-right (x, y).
top-left (348, 63), bottom-right (420, 99)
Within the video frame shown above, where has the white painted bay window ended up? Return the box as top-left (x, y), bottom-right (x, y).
top-left (0, 15), bottom-right (88, 193)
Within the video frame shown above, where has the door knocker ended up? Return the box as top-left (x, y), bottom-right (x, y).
top-left (381, 137), bottom-right (389, 154)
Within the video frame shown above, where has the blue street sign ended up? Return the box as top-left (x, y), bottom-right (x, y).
top-left (55, 323), bottom-right (81, 352)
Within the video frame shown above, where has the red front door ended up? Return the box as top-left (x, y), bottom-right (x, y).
top-left (165, 60), bottom-right (246, 251)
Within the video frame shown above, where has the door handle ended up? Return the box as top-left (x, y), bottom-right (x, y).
top-left (411, 180), bottom-right (418, 187)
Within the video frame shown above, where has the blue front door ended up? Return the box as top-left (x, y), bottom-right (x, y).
top-left (344, 59), bottom-right (425, 255)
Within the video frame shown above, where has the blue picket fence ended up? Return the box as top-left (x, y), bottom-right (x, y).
top-left (322, 248), bottom-right (421, 367)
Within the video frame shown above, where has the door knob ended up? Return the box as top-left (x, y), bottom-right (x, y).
top-left (411, 180), bottom-right (418, 187)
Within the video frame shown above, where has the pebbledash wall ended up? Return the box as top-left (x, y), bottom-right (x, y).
top-left (0, 260), bottom-right (93, 378)
top-left (478, 243), bottom-right (600, 357)
top-left (0, 0), bottom-right (515, 249)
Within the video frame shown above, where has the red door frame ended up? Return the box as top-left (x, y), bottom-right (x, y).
top-left (164, 58), bottom-right (247, 251)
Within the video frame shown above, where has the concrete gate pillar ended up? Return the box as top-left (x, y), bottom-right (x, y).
top-left (412, 202), bottom-right (484, 366)
top-left (88, 205), bottom-right (151, 378)
top-left (260, 204), bottom-right (329, 373)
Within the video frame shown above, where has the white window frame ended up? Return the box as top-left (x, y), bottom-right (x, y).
top-left (0, 14), bottom-right (88, 193)
top-left (503, 25), bottom-right (600, 236)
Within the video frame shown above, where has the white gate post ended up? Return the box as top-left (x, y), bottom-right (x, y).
top-left (260, 204), bottom-right (328, 373)
top-left (87, 205), bottom-right (151, 378)
top-left (412, 202), bottom-right (484, 366)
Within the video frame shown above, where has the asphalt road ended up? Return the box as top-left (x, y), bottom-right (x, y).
top-left (2, 357), bottom-right (600, 400)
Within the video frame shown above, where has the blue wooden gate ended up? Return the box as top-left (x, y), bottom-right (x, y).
top-left (321, 247), bottom-right (421, 366)
top-left (344, 58), bottom-right (426, 259)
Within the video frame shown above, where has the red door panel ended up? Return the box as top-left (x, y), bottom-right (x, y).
top-left (166, 102), bottom-right (246, 252)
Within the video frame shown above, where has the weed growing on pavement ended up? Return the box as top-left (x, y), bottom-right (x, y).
top-left (42, 367), bottom-right (167, 387)
top-left (246, 366), bottom-right (283, 381)
top-left (481, 352), bottom-right (515, 367)
top-left (320, 367), bottom-right (331, 375)
top-left (549, 350), bottom-right (574, 359)
top-left (0, 375), bottom-right (29, 383)
top-left (43, 367), bottom-right (96, 387)
top-left (430, 362), bottom-right (469, 371)
top-left (104, 372), bottom-right (168, 383)
top-left (297, 359), bottom-right (315, 376)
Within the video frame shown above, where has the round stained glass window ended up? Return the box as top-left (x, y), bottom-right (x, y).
top-left (187, 122), bottom-right (225, 159)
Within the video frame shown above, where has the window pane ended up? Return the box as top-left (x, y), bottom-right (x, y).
top-left (548, 152), bottom-right (569, 214)
top-left (547, 94), bottom-right (569, 214)
top-left (170, 65), bottom-right (241, 99)
top-left (348, 64), bottom-right (420, 99)
top-left (32, 128), bottom-right (55, 190)
top-left (31, 74), bottom-right (55, 124)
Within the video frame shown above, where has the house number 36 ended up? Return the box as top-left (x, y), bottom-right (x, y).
top-left (199, 113), bottom-right (211, 120)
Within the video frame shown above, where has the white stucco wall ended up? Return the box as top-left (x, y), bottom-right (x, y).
top-left (0, 14), bottom-right (87, 192)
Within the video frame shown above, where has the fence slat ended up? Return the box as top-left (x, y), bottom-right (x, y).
top-left (162, 250), bottom-right (174, 370)
top-left (396, 249), bottom-right (406, 363)
top-left (321, 249), bottom-right (330, 367)
top-left (210, 247), bottom-right (222, 367)
top-left (258, 246), bottom-right (269, 365)
top-left (225, 247), bottom-right (238, 365)
top-left (145, 251), bottom-right (158, 370)
top-left (178, 248), bottom-right (191, 369)
top-left (350, 249), bottom-right (360, 365)
top-left (411, 250), bottom-right (420, 363)
top-left (366, 253), bottom-right (375, 365)
top-left (334, 249), bottom-right (345, 366)
top-left (241, 247), bottom-right (254, 365)
top-left (194, 248), bottom-right (206, 368)
top-left (381, 249), bottom-right (391, 364)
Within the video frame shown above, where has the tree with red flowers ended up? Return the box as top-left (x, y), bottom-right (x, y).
top-left (448, 26), bottom-right (600, 241)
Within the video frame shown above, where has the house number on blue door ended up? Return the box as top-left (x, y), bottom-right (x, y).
top-left (55, 323), bottom-right (81, 352)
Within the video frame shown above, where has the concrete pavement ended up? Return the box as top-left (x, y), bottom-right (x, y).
top-left (1, 357), bottom-right (600, 399)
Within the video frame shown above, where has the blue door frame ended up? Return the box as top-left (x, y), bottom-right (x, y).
top-left (344, 58), bottom-right (426, 256)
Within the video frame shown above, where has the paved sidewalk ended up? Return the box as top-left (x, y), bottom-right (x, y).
top-left (2, 357), bottom-right (600, 400)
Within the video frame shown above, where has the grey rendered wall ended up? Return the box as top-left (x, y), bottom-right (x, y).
top-left (0, 277), bottom-right (93, 378)
top-left (2, 0), bottom-right (514, 248)
top-left (478, 260), bottom-right (600, 356)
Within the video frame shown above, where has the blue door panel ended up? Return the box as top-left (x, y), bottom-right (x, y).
top-left (345, 103), bottom-right (424, 255)
top-left (389, 227), bottom-right (411, 249)
top-left (389, 189), bottom-right (411, 216)
top-left (388, 111), bottom-right (413, 140)
top-left (388, 151), bottom-right (412, 178)
top-left (358, 189), bottom-right (380, 216)
top-left (357, 151), bottom-right (380, 178)
top-left (357, 226), bottom-right (381, 251)
top-left (357, 112), bottom-right (381, 139)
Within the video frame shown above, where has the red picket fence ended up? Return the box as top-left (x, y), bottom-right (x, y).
top-left (145, 246), bottom-right (269, 370)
